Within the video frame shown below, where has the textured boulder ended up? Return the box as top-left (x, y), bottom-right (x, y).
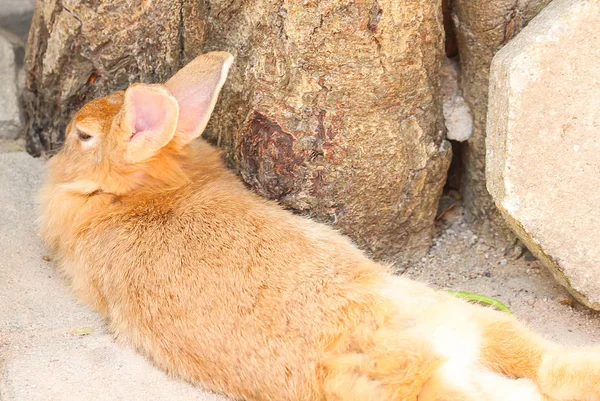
top-left (25, 0), bottom-right (451, 263)
top-left (0, 34), bottom-right (21, 139)
top-left (452, 0), bottom-right (552, 224)
top-left (487, 0), bottom-right (600, 309)
top-left (202, 0), bottom-right (451, 262)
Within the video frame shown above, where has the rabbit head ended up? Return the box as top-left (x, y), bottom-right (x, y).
top-left (46, 51), bottom-right (234, 196)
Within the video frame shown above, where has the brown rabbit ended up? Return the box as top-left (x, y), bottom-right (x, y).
top-left (39, 51), bottom-right (600, 401)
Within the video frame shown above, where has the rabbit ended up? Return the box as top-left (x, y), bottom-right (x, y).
top-left (38, 51), bottom-right (600, 401)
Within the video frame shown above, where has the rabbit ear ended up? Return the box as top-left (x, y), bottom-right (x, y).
top-left (165, 51), bottom-right (234, 146)
top-left (120, 84), bottom-right (179, 163)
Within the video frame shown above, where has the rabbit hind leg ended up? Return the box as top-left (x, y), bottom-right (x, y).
top-left (419, 364), bottom-right (552, 401)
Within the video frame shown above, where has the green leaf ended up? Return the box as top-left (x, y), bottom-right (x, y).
top-left (446, 290), bottom-right (513, 314)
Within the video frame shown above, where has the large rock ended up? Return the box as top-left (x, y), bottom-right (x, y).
top-left (0, 34), bottom-right (21, 139)
top-left (487, 0), bottom-right (600, 309)
top-left (0, 152), bottom-right (229, 401)
top-left (25, 0), bottom-right (451, 264)
top-left (202, 0), bottom-right (451, 262)
top-left (452, 0), bottom-right (552, 224)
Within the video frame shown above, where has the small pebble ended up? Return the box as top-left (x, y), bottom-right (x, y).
top-left (559, 297), bottom-right (576, 308)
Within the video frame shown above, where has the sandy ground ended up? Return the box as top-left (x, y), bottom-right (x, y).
top-left (1, 139), bottom-right (599, 400)
top-left (406, 204), bottom-right (600, 346)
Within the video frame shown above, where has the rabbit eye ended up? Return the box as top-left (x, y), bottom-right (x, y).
top-left (77, 131), bottom-right (93, 141)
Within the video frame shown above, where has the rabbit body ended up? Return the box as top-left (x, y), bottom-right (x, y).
top-left (39, 53), bottom-right (600, 401)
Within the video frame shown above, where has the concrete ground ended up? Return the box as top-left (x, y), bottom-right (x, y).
top-left (1, 144), bottom-right (599, 400)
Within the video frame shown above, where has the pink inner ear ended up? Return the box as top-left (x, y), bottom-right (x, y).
top-left (121, 84), bottom-right (178, 163)
top-left (126, 91), bottom-right (170, 141)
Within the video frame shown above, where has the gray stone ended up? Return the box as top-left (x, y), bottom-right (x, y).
top-left (0, 152), bottom-right (229, 400)
top-left (0, 0), bottom-right (35, 41)
top-left (0, 34), bottom-right (21, 139)
top-left (0, 28), bottom-right (25, 66)
top-left (0, 0), bottom-right (35, 20)
top-left (487, 0), bottom-right (600, 309)
top-left (441, 58), bottom-right (472, 142)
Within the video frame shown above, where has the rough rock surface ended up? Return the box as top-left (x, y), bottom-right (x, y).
top-left (487, 0), bottom-right (600, 309)
top-left (452, 0), bottom-right (552, 223)
top-left (24, 0), bottom-right (205, 156)
top-left (0, 152), bottom-right (229, 401)
top-left (202, 0), bottom-right (451, 262)
top-left (0, 34), bottom-right (21, 139)
top-left (25, 0), bottom-right (451, 264)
